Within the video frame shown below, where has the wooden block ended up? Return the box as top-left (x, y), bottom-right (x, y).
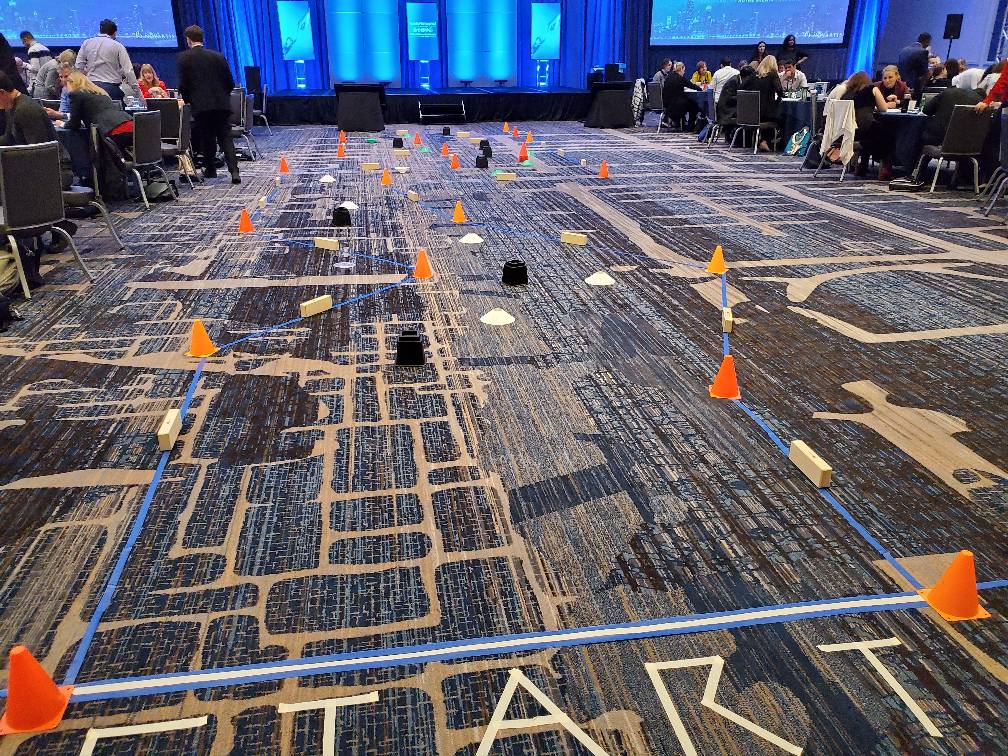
top-left (275, 176), bottom-right (282, 185)
top-left (393, 148), bottom-right (409, 157)
top-left (560, 231), bottom-right (588, 246)
top-left (314, 237), bottom-right (340, 250)
top-left (361, 162), bottom-right (380, 171)
top-left (407, 190), bottom-right (420, 202)
top-left (157, 409), bottom-right (182, 452)
top-left (557, 148), bottom-right (566, 157)
top-left (580, 159), bottom-right (588, 167)
top-left (457, 130), bottom-right (471, 138)
top-left (299, 294), bottom-right (333, 318)
top-left (789, 440), bottom-right (833, 488)
top-left (722, 307), bottom-right (734, 333)
top-left (469, 137), bottom-right (482, 145)
top-left (258, 196), bottom-right (267, 209)
top-left (396, 129), bottom-right (408, 136)
top-left (495, 172), bottom-right (517, 182)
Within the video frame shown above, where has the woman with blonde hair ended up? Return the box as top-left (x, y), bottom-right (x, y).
top-left (752, 55), bottom-right (783, 151)
top-left (138, 63), bottom-right (166, 98)
top-left (65, 70), bottom-right (134, 150)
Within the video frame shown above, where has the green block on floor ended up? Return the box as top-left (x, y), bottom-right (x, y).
top-left (420, 147), bottom-right (430, 153)
top-left (366, 138), bottom-right (378, 143)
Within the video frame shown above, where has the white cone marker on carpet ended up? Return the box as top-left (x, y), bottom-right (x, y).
top-left (584, 272), bottom-right (615, 286)
top-left (459, 233), bottom-right (484, 245)
top-left (338, 201), bottom-right (359, 211)
top-left (394, 166), bottom-right (410, 174)
top-left (480, 308), bottom-right (515, 325)
top-left (319, 174), bottom-right (336, 183)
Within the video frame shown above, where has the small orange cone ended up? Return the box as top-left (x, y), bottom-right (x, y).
top-left (512, 127), bottom-right (519, 138)
top-left (186, 319), bottom-right (218, 358)
top-left (525, 131), bottom-right (533, 144)
top-left (413, 132), bottom-right (422, 146)
top-left (709, 355), bottom-right (741, 399)
top-left (238, 208), bottom-right (255, 233)
top-left (413, 248), bottom-right (433, 280)
top-left (0, 646), bottom-right (72, 735)
top-left (381, 168), bottom-right (393, 186)
top-left (518, 143), bottom-right (529, 163)
top-left (450, 153), bottom-right (460, 169)
top-left (598, 160), bottom-right (610, 179)
top-left (919, 550), bottom-right (991, 621)
top-left (339, 130), bottom-right (347, 143)
top-left (279, 156), bottom-right (290, 174)
top-left (441, 143), bottom-right (449, 157)
top-left (452, 201), bottom-right (466, 224)
top-left (706, 245), bottom-right (727, 275)
top-left (337, 143), bottom-right (346, 158)
top-left (503, 121), bottom-right (510, 133)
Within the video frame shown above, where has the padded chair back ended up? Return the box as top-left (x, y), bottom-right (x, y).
top-left (132, 110), bottom-right (163, 165)
top-left (645, 81), bottom-right (663, 111)
top-left (244, 65), bottom-right (262, 95)
top-left (940, 105), bottom-right (995, 156)
top-left (230, 89), bottom-right (245, 127)
top-left (736, 90), bottom-right (761, 127)
top-left (144, 98), bottom-right (181, 141)
top-left (0, 142), bottom-right (64, 231)
top-left (179, 104), bottom-right (193, 151)
top-left (244, 95), bottom-right (255, 132)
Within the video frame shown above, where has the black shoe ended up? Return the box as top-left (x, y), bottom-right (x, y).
top-left (231, 173), bottom-right (241, 184)
top-left (47, 236), bottom-right (70, 254)
top-left (204, 169), bottom-right (218, 178)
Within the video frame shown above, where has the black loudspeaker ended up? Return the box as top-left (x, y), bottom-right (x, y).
top-left (943, 14), bottom-right (963, 39)
top-left (476, 155), bottom-right (489, 169)
top-left (392, 137), bottom-right (404, 148)
top-left (244, 66), bottom-right (262, 93)
top-left (395, 330), bottom-right (426, 366)
top-left (604, 63), bottom-right (624, 82)
top-left (442, 126), bottom-right (451, 135)
top-left (479, 139), bottom-right (492, 158)
top-left (332, 207), bottom-right (351, 227)
top-left (502, 260), bottom-right (528, 286)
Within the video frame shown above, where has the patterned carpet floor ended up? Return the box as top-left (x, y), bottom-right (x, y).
top-left (0, 122), bottom-right (1005, 754)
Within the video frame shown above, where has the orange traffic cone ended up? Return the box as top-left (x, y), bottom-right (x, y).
top-left (706, 245), bottom-right (727, 275)
top-left (279, 156), bottom-right (290, 174)
top-left (413, 248), bottom-right (433, 280)
top-left (381, 168), bottom-right (393, 186)
top-left (512, 127), bottom-right (519, 138)
top-left (441, 143), bottom-right (449, 157)
top-left (238, 208), bottom-right (255, 233)
top-left (503, 121), bottom-right (510, 133)
top-left (450, 153), bottom-right (460, 169)
top-left (518, 143), bottom-right (529, 163)
top-left (525, 131), bottom-right (533, 144)
top-left (186, 319), bottom-right (218, 358)
top-left (452, 201), bottom-right (466, 224)
top-left (598, 160), bottom-right (610, 179)
top-left (337, 143), bottom-right (346, 158)
top-left (413, 132), bottom-right (422, 146)
top-left (0, 646), bottom-right (72, 735)
top-left (919, 550), bottom-right (991, 621)
top-left (338, 130), bottom-right (347, 143)
top-left (709, 355), bottom-right (741, 399)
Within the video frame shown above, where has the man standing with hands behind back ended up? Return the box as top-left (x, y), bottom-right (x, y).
top-left (177, 25), bottom-right (240, 184)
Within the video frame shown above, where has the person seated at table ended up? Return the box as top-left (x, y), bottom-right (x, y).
top-left (920, 85), bottom-right (983, 145)
top-left (711, 57), bottom-right (739, 104)
top-left (691, 61), bottom-right (712, 88)
top-left (953, 61), bottom-right (985, 90)
top-left (874, 65), bottom-right (909, 106)
top-left (837, 71), bottom-right (898, 180)
top-left (780, 61), bottom-right (807, 94)
top-left (751, 41), bottom-right (768, 66)
top-left (926, 64), bottom-right (949, 89)
top-left (44, 63), bottom-right (73, 121)
top-left (752, 56), bottom-right (783, 152)
top-left (661, 61), bottom-right (702, 130)
top-left (776, 35), bottom-right (808, 69)
top-left (31, 48), bottom-right (74, 99)
top-left (714, 68), bottom-right (741, 142)
top-left (977, 60), bottom-right (1006, 96)
top-left (975, 60), bottom-right (1008, 113)
top-left (64, 70), bottom-right (134, 152)
top-left (652, 59), bottom-right (673, 87)
top-left (138, 63), bottom-right (166, 98)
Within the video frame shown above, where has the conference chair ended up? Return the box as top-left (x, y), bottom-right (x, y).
top-left (644, 81), bottom-right (664, 130)
top-left (230, 89), bottom-right (260, 160)
top-left (122, 110), bottom-right (173, 209)
top-left (0, 142), bottom-right (95, 299)
top-left (979, 166), bottom-right (1007, 218)
top-left (911, 105), bottom-right (996, 195)
top-left (62, 186), bottom-right (128, 254)
top-left (812, 98), bottom-right (859, 182)
top-left (254, 85), bottom-right (272, 135)
top-left (146, 99), bottom-right (198, 189)
top-left (729, 91), bottom-right (778, 154)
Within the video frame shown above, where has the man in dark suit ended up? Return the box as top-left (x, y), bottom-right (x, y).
top-left (897, 33), bottom-right (932, 99)
top-left (661, 61), bottom-right (702, 130)
top-left (177, 25), bottom-right (239, 183)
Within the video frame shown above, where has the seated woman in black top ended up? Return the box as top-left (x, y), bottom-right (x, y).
top-left (64, 70), bottom-right (134, 152)
top-left (840, 71), bottom-right (899, 179)
top-left (776, 35), bottom-right (808, 69)
top-left (752, 56), bottom-right (783, 151)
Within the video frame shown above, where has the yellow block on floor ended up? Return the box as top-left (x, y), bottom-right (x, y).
top-left (314, 237), bottom-right (340, 250)
top-left (157, 409), bottom-right (182, 452)
top-left (258, 196), bottom-right (267, 208)
top-left (300, 294), bottom-right (333, 318)
top-left (457, 130), bottom-right (471, 138)
top-left (393, 149), bottom-right (409, 157)
top-left (407, 190), bottom-right (420, 202)
top-left (361, 162), bottom-right (380, 171)
top-left (469, 137), bottom-right (482, 145)
top-left (560, 231), bottom-right (588, 246)
top-left (722, 307), bottom-right (734, 333)
top-left (789, 440), bottom-right (833, 488)
top-left (495, 172), bottom-right (517, 182)
top-left (396, 129), bottom-right (409, 136)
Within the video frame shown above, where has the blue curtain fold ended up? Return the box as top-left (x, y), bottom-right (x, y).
top-left (845, 0), bottom-right (889, 77)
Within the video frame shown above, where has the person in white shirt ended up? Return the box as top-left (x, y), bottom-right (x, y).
top-left (780, 60), bottom-right (808, 93)
top-left (18, 31), bottom-right (51, 81)
top-left (952, 65), bottom-right (985, 91)
top-left (76, 18), bottom-right (142, 102)
top-left (711, 57), bottom-right (739, 103)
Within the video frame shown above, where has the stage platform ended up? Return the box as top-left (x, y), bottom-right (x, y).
top-left (268, 86), bottom-right (594, 126)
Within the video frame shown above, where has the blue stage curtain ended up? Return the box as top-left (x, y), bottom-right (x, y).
top-left (176, 0), bottom-right (331, 90)
top-left (846, 0), bottom-right (889, 77)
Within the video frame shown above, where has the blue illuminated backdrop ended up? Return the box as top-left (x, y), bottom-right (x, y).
top-left (447, 0), bottom-right (518, 86)
top-left (325, 0), bottom-right (402, 84)
top-left (277, 1), bottom-right (316, 60)
top-left (407, 2), bottom-right (441, 60)
top-left (530, 2), bottom-right (561, 60)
